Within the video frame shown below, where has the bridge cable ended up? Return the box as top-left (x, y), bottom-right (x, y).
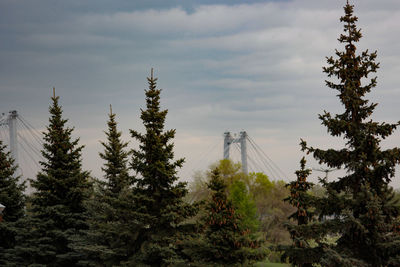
top-left (247, 135), bottom-right (288, 179)
top-left (246, 137), bottom-right (281, 179)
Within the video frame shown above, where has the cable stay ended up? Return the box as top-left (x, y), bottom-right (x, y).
top-left (0, 110), bottom-right (44, 193)
top-left (247, 135), bottom-right (288, 180)
top-left (246, 141), bottom-right (281, 179)
top-left (17, 116), bottom-right (44, 148)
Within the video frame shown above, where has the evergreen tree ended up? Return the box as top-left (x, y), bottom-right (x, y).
top-left (77, 106), bottom-right (133, 266)
top-left (299, 2), bottom-right (400, 266)
top-left (188, 168), bottom-right (265, 266)
top-left (281, 157), bottom-right (315, 267)
top-left (0, 141), bottom-right (26, 265)
top-left (99, 105), bottom-right (131, 196)
top-left (126, 69), bottom-right (197, 266)
top-left (14, 91), bottom-right (92, 266)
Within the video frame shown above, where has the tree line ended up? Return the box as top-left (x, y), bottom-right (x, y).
top-left (1, 2), bottom-right (400, 266)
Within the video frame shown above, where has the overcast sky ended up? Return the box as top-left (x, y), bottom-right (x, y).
top-left (1, 0), bottom-right (400, 188)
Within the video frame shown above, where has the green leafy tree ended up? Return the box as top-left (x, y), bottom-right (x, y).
top-left (230, 180), bottom-right (259, 232)
top-left (126, 70), bottom-right (197, 266)
top-left (281, 157), bottom-right (314, 267)
top-left (300, 2), bottom-right (400, 266)
top-left (0, 141), bottom-right (26, 265)
top-left (77, 106), bottom-right (133, 266)
top-left (14, 91), bottom-right (92, 266)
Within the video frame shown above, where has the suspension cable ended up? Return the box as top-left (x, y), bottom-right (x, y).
top-left (247, 135), bottom-right (288, 179)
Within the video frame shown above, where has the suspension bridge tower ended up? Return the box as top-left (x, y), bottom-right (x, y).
top-left (0, 110), bottom-right (19, 168)
top-left (0, 110), bottom-right (43, 193)
top-left (223, 131), bottom-right (248, 174)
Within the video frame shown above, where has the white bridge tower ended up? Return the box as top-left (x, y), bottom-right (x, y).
top-left (0, 110), bottom-right (19, 167)
top-left (223, 131), bottom-right (248, 174)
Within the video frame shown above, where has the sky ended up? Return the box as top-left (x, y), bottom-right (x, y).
top-left (1, 0), bottom-right (400, 188)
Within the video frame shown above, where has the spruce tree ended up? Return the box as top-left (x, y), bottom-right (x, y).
top-left (99, 105), bottom-right (130, 196)
top-left (281, 157), bottom-right (315, 267)
top-left (190, 168), bottom-right (265, 266)
top-left (0, 141), bottom-right (26, 265)
top-left (127, 69), bottom-right (197, 266)
top-left (78, 106), bottom-right (133, 266)
top-left (14, 91), bottom-right (91, 266)
top-left (299, 2), bottom-right (400, 266)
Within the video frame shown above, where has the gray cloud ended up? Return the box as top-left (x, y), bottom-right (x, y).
top-left (1, 0), bottom-right (400, 187)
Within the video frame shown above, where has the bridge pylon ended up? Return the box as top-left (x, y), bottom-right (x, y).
top-left (223, 131), bottom-right (248, 174)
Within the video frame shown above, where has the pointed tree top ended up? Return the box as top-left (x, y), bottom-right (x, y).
top-left (52, 87), bottom-right (56, 98)
top-left (151, 68), bottom-right (154, 79)
top-left (109, 104), bottom-right (113, 115)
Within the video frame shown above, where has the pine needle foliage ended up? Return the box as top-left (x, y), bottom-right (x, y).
top-left (14, 93), bottom-right (92, 266)
top-left (99, 106), bottom-right (131, 196)
top-left (300, 2), bottom-right (400, 266)
top-left (281, 157), bottom-right (314, 267)
top-left (0, 140), bottom-right (26, 265)
top-left (77, 107), bottom-right (133, 266)
top-left (126, 70), bottom-right (197, 266)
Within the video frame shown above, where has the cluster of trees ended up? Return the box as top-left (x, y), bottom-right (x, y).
top-left (188, 159), bottom-right (296, 258)
top-left (1, 2), bottom-right (400, 266)
top-left (0, 72), bottom-right (265, 266)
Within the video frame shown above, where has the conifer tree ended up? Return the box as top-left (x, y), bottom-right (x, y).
top-left (299, 2), bottom-right (400, 265)
top-left (99, 105), bottom-right (130, 196)
top-left (281, 157), bottom-right (315, 267)
top-left (0, 141), bottom-right (26, 265)
top-left (126, 69), bottom-right (197, 265)
top-left (77, 106), bottom-right (132, 266)
top-left (14, 90), bottom-right (92, 266)
top-left (189, 168), bottom-right (265, 266)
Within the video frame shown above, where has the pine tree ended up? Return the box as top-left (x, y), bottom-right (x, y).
top-left (99, 105), bottom-right (131, 196)
top-left (190, 168), bottom-right (265, 266)
top-left (126, 69), bottom-right (197, 266)
top-left (14, 91), bottom-right (92, 266)
top-left (281, 157), bottom-right (315, 267)
top-left (0, 140), bottom-right (26, 265)
top-left (76, 106), bottom-right (133, 266)
top-left (299, 2), bottom-right (400, 266)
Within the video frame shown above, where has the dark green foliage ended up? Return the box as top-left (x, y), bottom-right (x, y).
top-left (299, 2), bottom-right (400, 266)
top-left (99, 106), bottom-right (131, 196)
top-left (0, 141), bottom-right (26, 265)
top-left (125, 70), bottom-right (197, 266)
top-left (281, 157), bottom-right (314, 267)
top-left (76, 107), bottom-right (134, 266)
top-left (13, 93), bottom-right (92, 266)
top-left (187, 168), bottom-right (265, 266)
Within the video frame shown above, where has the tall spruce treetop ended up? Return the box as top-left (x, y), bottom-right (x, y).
top-left (77, 106), bottom-right (132, 266)
top-left (129, 69), bottom-right (196, 265)
top-left (300, 2), bottom-right (400, 266)
top-left (100, 105), bottom-right (130, 195)
top-left (20, 90), bottom-right (91, 266)
top-left (0, 141), bottom-right (26, 265)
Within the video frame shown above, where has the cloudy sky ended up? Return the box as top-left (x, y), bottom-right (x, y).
top-left (1, 0), bottom-right (400, 187)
